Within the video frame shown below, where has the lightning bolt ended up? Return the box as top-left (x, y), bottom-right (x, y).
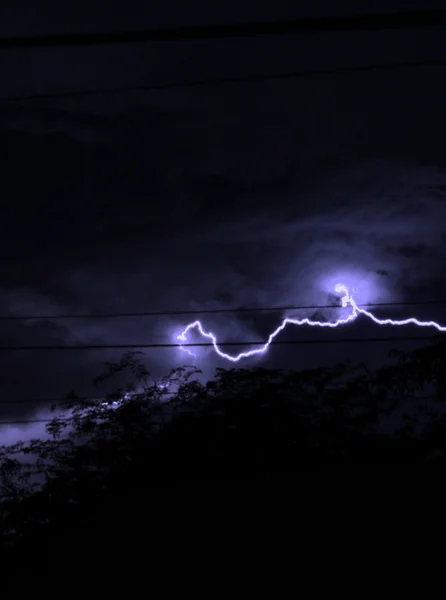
top-left (176, 283), bottom-right (446, 363)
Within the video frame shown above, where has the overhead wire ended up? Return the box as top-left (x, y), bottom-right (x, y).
top-left (1, 297), bottom-right (446, 322)
top-left (0, 9), bottom-right (445, 50)
top-left (0, 417), bottom-right (60, 425)
top-left (0, 60), bottom-right (445, 105)
top-left (0, 334), bottom-right (440, 352)
top-left (0, 391), bottom-right (176, 405)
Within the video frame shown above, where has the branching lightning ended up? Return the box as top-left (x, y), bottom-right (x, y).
top-left (176, 284), bottom-right (446, 363)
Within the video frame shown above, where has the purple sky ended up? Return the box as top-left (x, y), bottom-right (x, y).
top-left (1, 1), bottom-right (446, 445)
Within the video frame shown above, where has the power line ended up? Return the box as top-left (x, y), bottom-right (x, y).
top-left (0, 391), bottom-right (177, 405)
top-left (0, 296), bottom-right (445, 322)
top-left (0, 9), bottom-right (445, 50)
top-left (0, 417), bottom-right (53, 425)
top-left (0, 396), bottom-right (92, 405)
top-left (0, 334), bottom-right (440, 352)
top-left (0, 59), bottom-right (445, 105)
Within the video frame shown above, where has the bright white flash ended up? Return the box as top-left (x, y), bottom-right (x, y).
top-left (176, 283), bottom-right (446, 363)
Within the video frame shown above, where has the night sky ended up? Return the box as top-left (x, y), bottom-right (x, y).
top-left (1, 1), bottom-right (446, 445)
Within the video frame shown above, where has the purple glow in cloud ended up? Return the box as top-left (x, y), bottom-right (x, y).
top-left (176, 283), bottom-right (446, 363)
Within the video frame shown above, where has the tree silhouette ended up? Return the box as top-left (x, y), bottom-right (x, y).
top-left (1, 339), bottom-right (446, 583)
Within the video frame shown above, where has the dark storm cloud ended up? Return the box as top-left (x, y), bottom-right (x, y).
top-left (2, 108), bottom-right (446, 403)
top-left (214, 160), bottom-right (446, 299)
top-left (4, 156), bottom-right (441, 400)
top-left (2, 0), bottom-right (446, 440)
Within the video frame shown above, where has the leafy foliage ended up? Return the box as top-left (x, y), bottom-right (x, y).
top-left (2, 341), bottom-right (446, 560)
